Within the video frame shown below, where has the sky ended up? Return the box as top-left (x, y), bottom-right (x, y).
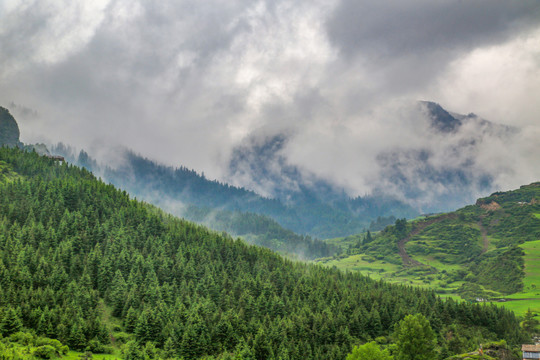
top-left (1, 0), bottom-right (540, 201)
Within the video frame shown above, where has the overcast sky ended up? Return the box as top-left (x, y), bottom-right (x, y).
top-left (1, 0), bottom-right (539, 198)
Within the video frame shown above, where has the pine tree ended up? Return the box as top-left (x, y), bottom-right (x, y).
top-left (0, 307), bottom-right (22, 336)
top-left (523, 308), bottom-right (539, 334)
top-left (253, 327), bottom-right (273, 360)
top-left (68, 321), bottom-right (87, 351)
top-left (109, 270), bottom-right (127, 317)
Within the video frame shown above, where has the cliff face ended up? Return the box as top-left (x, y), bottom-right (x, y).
top-left (0, 107), bottom-right (22, 147)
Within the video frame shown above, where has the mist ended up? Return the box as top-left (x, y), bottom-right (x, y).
top-left (1, 0), bottom-right (540, 203)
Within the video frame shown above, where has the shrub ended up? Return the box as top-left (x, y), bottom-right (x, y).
top-left (8, 331), bottom-right (34, 345)
top-left (86, 338), bottom-right (114, 354)
top-left (113, 331), bottom-right (131, 344)
top-left (33, 345), bottom-right (57, 359)
top-left (36, 337), bottom-right (64, 352)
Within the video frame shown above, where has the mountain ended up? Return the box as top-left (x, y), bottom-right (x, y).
top-left (227, 133), bottom-right (418, 236)
top-left (49, 144), bottom-right (337, 259)
top-left (0, 147), bottom-right (526, 358)
top-left (420, 100), bottom-right (462, 132)
top-left (374, 101), bottom-right (518, 212)
top-left (48, 101), bottom-right (512, 239)
top-left (228, 101), bottom-right (519, 215)
top-left (50, 144), bottom-right (417, 240)
top-left (0, 106), bottom-right (22, 147)
top-left (323, 181), bottom-right (540, 310)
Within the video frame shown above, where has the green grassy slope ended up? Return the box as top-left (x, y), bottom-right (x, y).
top-left (320, 182), bottom-right (540, 319)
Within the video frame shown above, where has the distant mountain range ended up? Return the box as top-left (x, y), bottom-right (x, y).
top-left (1, 101), bottom-right (521, 243)
top-left (225, 101), bottom-right (519, 215)
top-left (50, 101), bottom-right (522, 238)
top-left (51, 144), bottom-right (414, 241)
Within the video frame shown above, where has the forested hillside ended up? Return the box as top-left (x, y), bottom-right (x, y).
top-left (50, 145), bottom-right (339, 259)
top-left (183, 205), bottom-right (336, 259)
top-left (51, 144), bottom-right (417, 239)
top-left (0, 147), bottom-right (527, 359)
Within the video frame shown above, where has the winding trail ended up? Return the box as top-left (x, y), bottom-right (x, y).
top-left (397, 214), bottom-right (455, 267)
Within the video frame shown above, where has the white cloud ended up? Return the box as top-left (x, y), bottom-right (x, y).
top-left (0, 0), bottom-right (539, 204)
top-left (434, 28), bottom-right (540, 127)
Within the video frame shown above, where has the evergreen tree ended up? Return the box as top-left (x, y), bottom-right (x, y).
top-left (68, 321), bottom-right (87, 351)
top-left (393, 314), bottom-right (436, 360)
top-left (109, 270), bottom-right (127, 317)
top-left (0, 307), bottom-right (22, 336)
top-left (523, 308), bottom-right (539, 334)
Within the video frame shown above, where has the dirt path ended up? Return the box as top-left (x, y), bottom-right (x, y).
top-left (397, 214), bottom-right (455, 267)
top-left (478, 221), bottom-right (489, 254)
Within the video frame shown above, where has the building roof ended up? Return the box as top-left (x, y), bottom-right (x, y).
top-left (522, 344), bottom-right (540, 352)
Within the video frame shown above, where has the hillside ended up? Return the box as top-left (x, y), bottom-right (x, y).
top-left (51, 143), bottom-right (416, 239)
top-left (0, 107), bottom-right (22, 148)
top-left (44, 99), bottom-right (518, 240)
top-left (49, 145), bottom-right (339, 259)
top-left (0, 147), bottom-right (526, 359)
top-left (321, 182), bottom-right (540, 317)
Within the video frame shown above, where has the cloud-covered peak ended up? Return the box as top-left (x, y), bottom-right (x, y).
top-left (0, 0), bottom-right (539, 208)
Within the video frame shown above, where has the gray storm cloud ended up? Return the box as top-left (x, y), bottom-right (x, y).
top-left (0, 0), bottom-right (539, 203)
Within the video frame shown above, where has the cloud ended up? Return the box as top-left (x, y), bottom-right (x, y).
top-left (327, 1), bottom-right (540, 58)
top-left (0, 0), bottom-right (539, 207)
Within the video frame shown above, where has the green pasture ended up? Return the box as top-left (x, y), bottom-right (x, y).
top-left (411, 254), bottom-right (463, 272)
top-left (321, 241), bottom-right (539, 319)
top-left (320, 253), bottom-right (464, 296)
top-left (521, 239), bottom-right (540, 291)
top-left (321, 254), bottom-right (400, 279)
top-left (487, 240), bottom-right (540, 318)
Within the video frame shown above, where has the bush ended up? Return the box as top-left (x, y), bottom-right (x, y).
top-left (86, 338), bottom-right (114, 354)
top-left (8, 331), bottom-right (34, 345)
top-left (36, 337), bottom-right (64, 352)
top-left (112, 331), bottom-right (131, 344)
top-left (33, 345), bottom-right (57, 359)
top-left (61, 345), bottom-right (69, 355)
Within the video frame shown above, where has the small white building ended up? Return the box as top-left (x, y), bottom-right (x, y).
top-left (523, 344), bottom-right (540, 359)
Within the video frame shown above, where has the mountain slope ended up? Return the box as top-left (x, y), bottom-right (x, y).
top-left (323, 182), bottom-right (540, 311)
top-left (0, 147), bottom-right (526, 358)
top-left (0, 106), bottom-right (22, 147)
top-left (51, 144), bottom-right (417, 240)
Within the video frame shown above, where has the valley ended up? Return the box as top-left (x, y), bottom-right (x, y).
top-left (0, 146), bottom-right (532, 359)
top-left (2, 2), bottom-right (540, 358)
top-left (1, 109), bottom-right (538, 359)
